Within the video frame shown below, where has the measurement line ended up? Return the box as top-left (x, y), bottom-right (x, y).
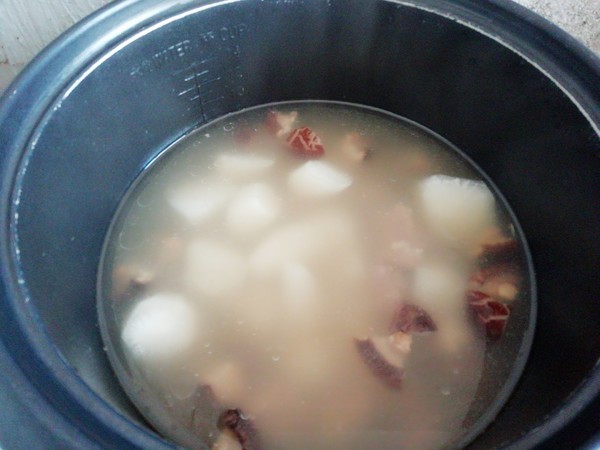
top-left (200, 96), bottom-right (225, 106)
top-left (197, 76), bottom-right (221, 86)
top-left (171, 56), bottom-right (217, 75)
top-left (192, 69), bottom-right (205, 120)
top-left (177, 86), bottom-right (197, 96)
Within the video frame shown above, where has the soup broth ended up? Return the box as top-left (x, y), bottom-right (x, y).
top-left (98, 102), bottom-right (533, 450)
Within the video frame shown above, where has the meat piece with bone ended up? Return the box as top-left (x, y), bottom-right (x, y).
top-left (355, 304), bottom-right (436, 388)
top-left (342, 132), bottom-right (372, 162)
top-left (218, 408), bottom-right (262, 450)
top-left (265, 110), bottom-right (297, 138)
top-left (354, 336), bottom-right (406, 389)
top-left (390, 304), bottom-right (437, 334)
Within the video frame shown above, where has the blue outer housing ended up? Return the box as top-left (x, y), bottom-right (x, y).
top-left (0, 1), bottom-right (598, 448)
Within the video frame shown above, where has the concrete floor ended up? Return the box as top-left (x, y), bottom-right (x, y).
top-left (0, 0), bottom-right (598, 92)
top-left (517, 0), bottom-right (600, 54)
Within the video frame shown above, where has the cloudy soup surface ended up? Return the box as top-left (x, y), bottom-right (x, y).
top-left (98, 102), bottom-right (533, 450)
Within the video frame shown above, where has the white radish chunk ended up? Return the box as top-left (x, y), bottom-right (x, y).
top-left (121, 293), bottom-right (197, 362)
top-left (214, 153), bottom-right (274, 178)
top-left (413, 262), bottom-right (472, 352)
top-left (413, 262), bottom-right (467, 312)
top-left (249, 210), bottom-right (357, 277)
top-left (185, 240), bottom-right (247, 297)
top-left (250, 225), bottom-right (316, 277)
top-left (226, 183), bottom-right (281, 236)
top-left (419, 175), bottom-right (495, 245)
top-left (288, 161), bottom-right (352, 198)
top-left (435, 314), bottom-right (474, 354)
top-left (168, 184), bottom-right (234, 225)
top-left (281, 262), bottom-right (320, 316)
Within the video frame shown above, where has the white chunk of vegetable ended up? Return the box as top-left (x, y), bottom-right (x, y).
top-left (413, 262), bottom-right (467, 312)
top-left (435, 313), bottom-right (474, 354)
top-left (419, 175), bottom-right (495, 244)
top-left (185, 239), bottom-right (247, 297)
top-left (168, 184), bottom-right (234, 225)
top-left (249, 210), bottom-right (357, 277)
top-left (413, 262), bottom-right (473, 352)
top-left (250, 226), bottom-right (315, 277)
top-left (226, 183), bottom-right (282, 236)
top-left (281, 262), bottom-right (320, 316)
top-left (121, 293), bottom-right (197, 362)
top-left (288, 161), bottom-right (353, 198)
top-left (214, 153), bottom-right (274, 178)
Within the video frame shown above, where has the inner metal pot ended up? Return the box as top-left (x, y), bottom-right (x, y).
top-left (0, 0), bottom-right (598, 448)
